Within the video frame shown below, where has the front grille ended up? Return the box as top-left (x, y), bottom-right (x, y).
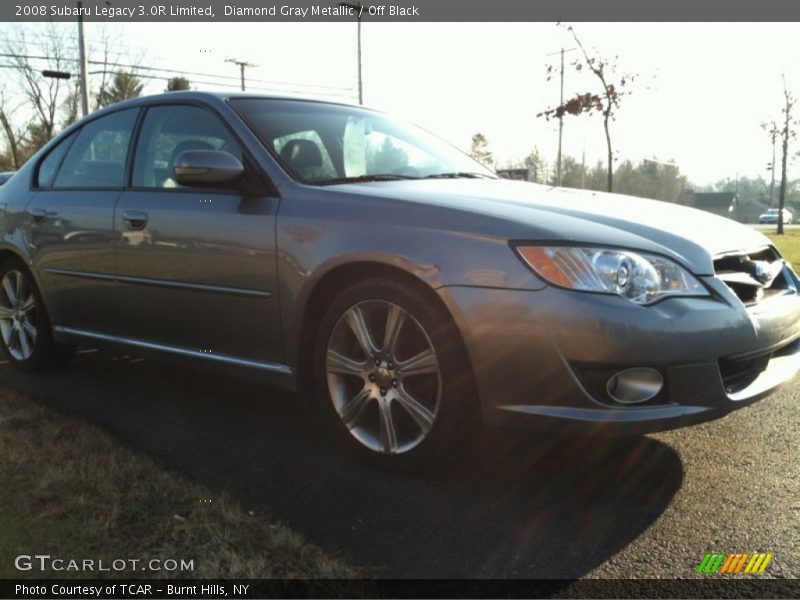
top-left (713, 247), bottom-right (789, 305)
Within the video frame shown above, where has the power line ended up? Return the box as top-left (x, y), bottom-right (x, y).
top-left (0, 51), bottom-right (355, 93)
top-left (95, 58), bottom-right (354, 92)
top-left (0, 60), bottom-right (356, 100)
top-left (0, 32), bottom-right (356, 91)
top-left (86, 68), bottom-right (356, 99)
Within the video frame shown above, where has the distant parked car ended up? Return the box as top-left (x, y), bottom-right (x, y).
top-left (759, 208), bottom-right (793, 225)
top-left (0, 172), bottom-right (14, 186)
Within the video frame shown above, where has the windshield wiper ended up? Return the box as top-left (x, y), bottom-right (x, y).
top-left (420, 172), bottom-right (495, 180)
top-left (316, 174), bottom-right (420, 185)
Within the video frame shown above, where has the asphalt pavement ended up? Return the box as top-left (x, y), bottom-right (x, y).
top-left (0, 349), bottom-right (797, 580)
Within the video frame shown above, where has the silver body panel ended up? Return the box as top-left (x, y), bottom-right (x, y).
top-left (1, 91), bottom-right (798, 433)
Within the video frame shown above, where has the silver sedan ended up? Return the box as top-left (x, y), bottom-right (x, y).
top-left (1, 92), bottom-right (799, 468)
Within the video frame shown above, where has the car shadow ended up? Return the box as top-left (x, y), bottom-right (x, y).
top-left (1, 350), bottom-right (684, 579)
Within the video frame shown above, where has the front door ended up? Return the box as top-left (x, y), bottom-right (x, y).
top-left (114, 104), bottom-right (283, 364)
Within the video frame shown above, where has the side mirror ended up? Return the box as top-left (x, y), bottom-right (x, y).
top-left (173, 150), bottom-right (244, 186)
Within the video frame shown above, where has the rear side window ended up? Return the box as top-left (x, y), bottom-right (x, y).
top-left (36, 131), bottom-right (77, 188)
top-left (132, 105), bottom-right (243, 189)
top-left (53, 109), bottom-right (138, 189)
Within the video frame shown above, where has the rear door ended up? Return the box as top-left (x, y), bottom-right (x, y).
top-left (113, 103), bottom-right (283, 364)
top-left (27, 108), bottom-right (139, 333)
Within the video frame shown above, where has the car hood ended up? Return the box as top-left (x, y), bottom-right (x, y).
top-left (332, 179), bottom-right (773, 276)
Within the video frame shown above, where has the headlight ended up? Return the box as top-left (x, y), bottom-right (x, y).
top-left (515, 245), bottom-right (708, 305)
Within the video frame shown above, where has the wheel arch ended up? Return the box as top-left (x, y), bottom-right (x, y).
top-left (0, 246), bottom-right (37, 282)
top-left (293, 260), bottom-right (477, 406)
top-left (0, 245), bottom-right (46, 301)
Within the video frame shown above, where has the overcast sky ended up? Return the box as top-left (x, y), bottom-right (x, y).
top-left (4, 21), bottom-right (800, 186)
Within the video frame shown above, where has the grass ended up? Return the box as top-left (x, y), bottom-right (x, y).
top-left (0, 387), bottom-right (360, 580)
top-left (765, 229), bottom-right (800, 271)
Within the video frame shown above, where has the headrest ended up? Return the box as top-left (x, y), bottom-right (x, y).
top-left (280, 139), bottom-right (323, 170)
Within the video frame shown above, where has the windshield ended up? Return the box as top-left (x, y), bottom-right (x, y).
top-left (229, 98), bottom-right (496, 184)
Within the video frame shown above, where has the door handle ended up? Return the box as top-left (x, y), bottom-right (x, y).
top-left (122, 210), bottom-right (149, 231)
top-left (28, 208), bottom-right (46, 223)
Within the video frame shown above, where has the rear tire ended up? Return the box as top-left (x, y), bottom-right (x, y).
top-left (0, 258), bottom-right (73, 372)
top-left (313, 277), bottom-right (479, 471)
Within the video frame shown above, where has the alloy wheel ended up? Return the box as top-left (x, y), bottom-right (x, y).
top-left (0, 270), bottom-right (38, 361)
top-left (326, 300), bottom-right (442, 454)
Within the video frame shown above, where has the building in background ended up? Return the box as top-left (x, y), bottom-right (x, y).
top-left (737, 197), bottom-right (772, 224)
top-left (684, 191), bottom-right (775, 224)
top-left (496, 167), bottom-right (533, 182)
top-left (687, 191), bottom-right (738, 218)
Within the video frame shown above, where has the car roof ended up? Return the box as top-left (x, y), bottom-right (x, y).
top-left (91, 90), bottom-right (363, 115)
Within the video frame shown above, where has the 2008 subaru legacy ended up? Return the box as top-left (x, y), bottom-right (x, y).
top-left (1, 92), bottom-right (799, 466)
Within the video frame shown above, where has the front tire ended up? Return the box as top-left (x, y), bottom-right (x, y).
top-left (313, 278), bottom-right (479, 469)
top-left (0, 258), bottom-right (73, 371)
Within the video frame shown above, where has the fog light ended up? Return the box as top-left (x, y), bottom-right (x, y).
top-left (606, 368), bottom-right (664, 404)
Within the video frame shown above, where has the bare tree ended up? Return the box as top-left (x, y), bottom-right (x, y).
top-left (0, 24), bottom-right (150, 164)
top-left (776, 76), bottom-right (797, 235)
top-left (0, 85), bottom-right (27, 169)
top-left (61, 79), bottom-right (82, 128)
top-left (92, 27), bottom-right (126, 110)
top-left (3, 26), bottom-right (73, 147)
top-left (91, 27), bottom-right (147, 109)
top-left (538, 24), bottom-right (636, 193)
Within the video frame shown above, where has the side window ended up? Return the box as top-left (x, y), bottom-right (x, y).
top-left (273, 130), bottom-right (336, 182)
top-left (53, 109), bottom-right (138, 189)
top-left (36, 131), bottom-right (77, 188)
top-left (132, 105), bottom-right (243, 189)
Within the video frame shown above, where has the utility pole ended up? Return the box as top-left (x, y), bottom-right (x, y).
top-left (77, 0), bottom-right (89, 116)
top-left (339, 2), bottom-right (364, 104)
top-left (226, 58), bottom-right (257, 91)
top-left (769, 135), bottom-right (777, 207)
top-left (778, 75), bottom-right (794, 236)
top-left (546, 47), bottom-right (576, 186)
top-left (557, 48), bottom-right (565, 186)
top-left (580, 137), bottom-right (586, 189)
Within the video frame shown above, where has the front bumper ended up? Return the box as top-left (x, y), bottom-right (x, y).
top-left (437, 269), bottom-right (800, 434)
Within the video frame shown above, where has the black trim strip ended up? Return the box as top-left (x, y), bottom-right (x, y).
top-left (43, 268), bottom-right (272, 298)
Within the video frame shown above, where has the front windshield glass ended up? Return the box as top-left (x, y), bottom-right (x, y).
top-left (229, 98), bottom-right (496, 184)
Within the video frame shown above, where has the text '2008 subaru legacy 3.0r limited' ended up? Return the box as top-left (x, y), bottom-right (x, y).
top-left (1, 92), bottom-right (798, 467)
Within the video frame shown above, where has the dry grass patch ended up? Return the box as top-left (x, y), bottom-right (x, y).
top-left (766, 229), bottom-right (800, 272)
top-left (0, 387), bottom-right (360, 580)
